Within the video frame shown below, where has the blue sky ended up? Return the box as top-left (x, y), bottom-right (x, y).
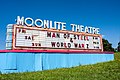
top-left (0, 0), bottom-right (120, 49)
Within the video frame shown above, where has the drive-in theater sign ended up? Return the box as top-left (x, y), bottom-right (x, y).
top-left (0, 16), bottom-right (113, 74)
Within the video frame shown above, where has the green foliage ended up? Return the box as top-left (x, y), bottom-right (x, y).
top-left (117, 42), bottom-right (120, 52)
top-left (114, 52), bottom-right (120, 60)
top-left (0, 52), bottom-right (120, 80)
top-left (102, 38), bottom-right (114, 52)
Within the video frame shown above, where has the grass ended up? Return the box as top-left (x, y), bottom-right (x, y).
top-left (0, 52), bottom-right (120, 80)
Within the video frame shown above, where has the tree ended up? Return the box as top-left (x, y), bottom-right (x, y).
top-left (102, 38), bottom-right (114, 52)
top-left (117, 42), bottom-right (120, 52)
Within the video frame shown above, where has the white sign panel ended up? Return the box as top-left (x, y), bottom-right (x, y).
top-left (13, 25), bottom-right (102, 51)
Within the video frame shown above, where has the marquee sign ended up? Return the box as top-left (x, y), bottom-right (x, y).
top-left (12, 25), bottom-right (103, 51)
